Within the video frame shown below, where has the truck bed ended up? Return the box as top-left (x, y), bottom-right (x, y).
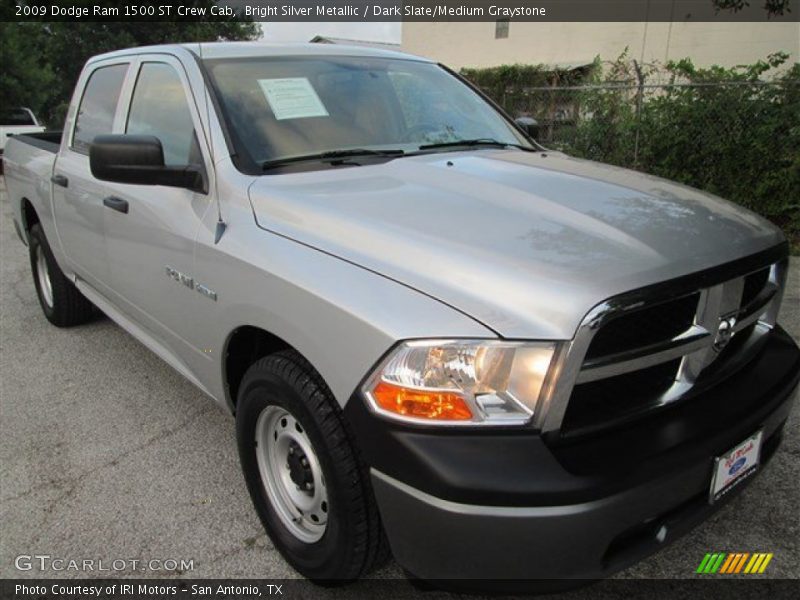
top-left (9, 130), bottom-right (62, 153)
top-left (3, 131), bottom-right (62, 242)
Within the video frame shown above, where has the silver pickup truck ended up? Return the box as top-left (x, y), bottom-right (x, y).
top-left (4, 42), bottom-right (799, 589)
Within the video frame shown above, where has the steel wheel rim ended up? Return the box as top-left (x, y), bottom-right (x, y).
top-left (255, 405), bottom-right (328, 543)
top-left (36, 245), bottom-right (54, 309)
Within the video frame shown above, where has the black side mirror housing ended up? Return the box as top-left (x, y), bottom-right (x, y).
top-left (90, 135), bottom-right (205, 193)
top-left (514, 117), bottom-right (540, 141)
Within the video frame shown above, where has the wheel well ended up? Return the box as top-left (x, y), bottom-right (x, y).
top-left (21, 198), bottom-right (39, 235)
top-left (224, 326), bottom-right (291, 409)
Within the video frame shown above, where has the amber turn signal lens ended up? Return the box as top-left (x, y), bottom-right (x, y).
top-left (371, 381), bottom-right (473, 421)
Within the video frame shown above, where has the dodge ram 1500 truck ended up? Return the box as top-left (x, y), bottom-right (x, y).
top-left (4, 42), bottom-right (799, 588)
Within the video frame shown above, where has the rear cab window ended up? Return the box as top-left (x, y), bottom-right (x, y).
top-left (71, 63), bottom-right (128, 154)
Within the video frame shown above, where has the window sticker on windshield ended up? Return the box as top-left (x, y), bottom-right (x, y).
top-left (258, 78), bottom-right (329, 121)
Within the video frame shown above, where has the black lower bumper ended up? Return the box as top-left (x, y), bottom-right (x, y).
top-left (345, 326), bottom-right (800, 582)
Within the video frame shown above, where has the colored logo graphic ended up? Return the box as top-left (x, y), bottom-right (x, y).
top-left (697, 552), bottom-right (773, 574)
top-left (728, 457), bottom-right (747, 476)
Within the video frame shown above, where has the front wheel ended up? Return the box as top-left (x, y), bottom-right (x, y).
top-left (236, 351), bottom-right (389, 582)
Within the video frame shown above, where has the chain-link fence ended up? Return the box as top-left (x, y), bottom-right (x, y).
top-left (481, 74), bottom-right (800, 249)
top-left (505, 80), bottom-right (797, 167)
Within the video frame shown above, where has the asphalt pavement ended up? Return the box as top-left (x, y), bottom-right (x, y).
top-left (1, 176), bottom-right (798, 594)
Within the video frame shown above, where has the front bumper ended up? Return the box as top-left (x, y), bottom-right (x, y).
top-left (345, 326), bottom-right (800, 583)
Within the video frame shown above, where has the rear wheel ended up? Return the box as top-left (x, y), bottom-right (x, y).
top-left (236, 350), bottom-right (389, 582)
top-left (28, 224), bottom-right (94, 327)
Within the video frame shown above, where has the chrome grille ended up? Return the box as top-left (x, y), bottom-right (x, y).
top-left (564, 359), bottom-right (683, 433)
top-left (584, 293), bottom-right (700, 360)
top-left (537, 254), bottom-right (788, 436)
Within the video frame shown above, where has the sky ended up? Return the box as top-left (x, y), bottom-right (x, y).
top-left (259, 22), bottom-right (401, 44)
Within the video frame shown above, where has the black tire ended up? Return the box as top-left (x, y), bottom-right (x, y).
top-left (236, 350), bottom-right (390, 583)
top-left (28, 223), bottom-right (94, 327)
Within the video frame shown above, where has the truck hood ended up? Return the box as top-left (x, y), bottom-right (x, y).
top-left (248, 150), bottom-right (784, 339)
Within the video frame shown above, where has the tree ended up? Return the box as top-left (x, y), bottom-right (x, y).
top-left (0, 22), bottom-right (56, 118)
top-left (6, 1), bottom-right (260, 126)
top-left (712, 0), bottom-right (792, 17)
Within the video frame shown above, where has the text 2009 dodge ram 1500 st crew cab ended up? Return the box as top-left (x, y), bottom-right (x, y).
top-left (4, 43), bottom-right (799, 588)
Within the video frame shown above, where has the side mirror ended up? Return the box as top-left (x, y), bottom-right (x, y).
top-left (90, 135), bottom-right (205, 193)
top-left (514, 116), bottom-right (539, 141)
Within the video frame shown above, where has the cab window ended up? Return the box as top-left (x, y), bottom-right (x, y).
top-left (72, 64), bottom-right (128, 153)
top-left (126, 62), bottom-right (201, 166)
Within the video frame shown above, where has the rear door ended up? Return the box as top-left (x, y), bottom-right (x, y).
top-left (52, 60), bottom-right (130, 290)
top-left (102, 55), bottom-right (215, 361)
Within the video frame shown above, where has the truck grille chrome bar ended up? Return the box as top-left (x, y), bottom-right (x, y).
top-left (577, 326), bottom-right (711, 384)
top-left (536, 253), bottom-right (788, 436)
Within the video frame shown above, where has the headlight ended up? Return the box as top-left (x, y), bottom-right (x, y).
top-left (362, 340), bottom-right (557, 425)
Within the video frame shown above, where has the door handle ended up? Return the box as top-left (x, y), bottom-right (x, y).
top-left (103, 196), bottom-right (129, 214)
top-left (51, 174), bottom-right (69, 188)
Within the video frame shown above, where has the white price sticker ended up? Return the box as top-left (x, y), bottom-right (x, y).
top-left (258, 78), bottom-right (329, 121)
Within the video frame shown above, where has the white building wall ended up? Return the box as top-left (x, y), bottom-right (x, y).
top-left (402, 21), bottom-right (800, 71)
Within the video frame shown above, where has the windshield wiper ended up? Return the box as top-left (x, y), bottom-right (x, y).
top-left (417, 138), bottom-right (533, 152)
top-left (262, 148), bottom-right (405, 171)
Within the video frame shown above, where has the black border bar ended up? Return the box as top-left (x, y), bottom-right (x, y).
top-left (4, 1), bottom-right (799, 23)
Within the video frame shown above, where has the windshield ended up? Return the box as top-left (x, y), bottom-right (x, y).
top-left (203, 56), bottom-right (532, 169)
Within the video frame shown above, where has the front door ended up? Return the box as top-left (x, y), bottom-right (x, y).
top-left (102, 56), bottom-right (215, 364)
